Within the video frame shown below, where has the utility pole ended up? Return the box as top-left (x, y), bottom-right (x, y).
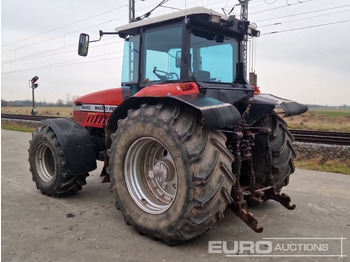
top-left (238, 0), bottom-right (249, 75)
top-left (238, 0), bottom-right (258, 86)
top-left (129, 0), bottom-right (135, 22)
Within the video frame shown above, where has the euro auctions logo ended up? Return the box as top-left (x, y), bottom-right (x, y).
top-left (208, 237), bottom-right (347, 258)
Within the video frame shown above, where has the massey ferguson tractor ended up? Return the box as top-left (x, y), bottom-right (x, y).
top-left (28, 7), bottom-right (308, 244)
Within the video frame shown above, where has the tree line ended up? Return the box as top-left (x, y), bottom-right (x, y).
top-left (1, 99), bottom-right (74, 107)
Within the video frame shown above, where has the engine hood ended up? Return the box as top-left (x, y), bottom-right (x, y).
top-left (74, 88), bottom-right (124, 106)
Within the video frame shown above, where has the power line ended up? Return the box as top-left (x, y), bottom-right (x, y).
top-left (251, 0), bottom-right (312, 15)
top-left (1, 16), bottom-right (126, 55)
top-left (2, 4), bottom-right (128, 48)
top-left (264, 0), bottom-right (279, 5)
top-left (261, 19), bottom-right (350, 35)
top-left (256, 4), bottom-right (350, 22)
top-left (1, 0), bottom-right (166, 72)
top-left (2, 38), bottom-right (123, 65)
top-left (1, 0), bottom-right (161, 55)
top-left (259, 8), bottom-right (350, 28)
top-left (2, 52), bottom-right (123, 75)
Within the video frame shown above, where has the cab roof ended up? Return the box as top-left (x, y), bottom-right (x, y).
top-left (115, 7), bottom-right (230, 36)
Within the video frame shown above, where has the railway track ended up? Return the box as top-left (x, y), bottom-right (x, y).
top-left (2, 114), bottom-right (350, 146)
top-left (289, 130), bottom-right (350, 146)
top-left (1, 114), bottom-right (61, 121)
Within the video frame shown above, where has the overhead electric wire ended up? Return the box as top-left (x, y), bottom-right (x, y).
top-left (2, 0), bottom-right (348, 75)
top-left (255, 4), bottom-right (350, 22)
top-left (2, 4), bottom-right (128, 48)
top-left (2, 50), bottom-right (124, 75)
top-left (2, 0), bottom-right (163, 55)
top-left (261, 19), bottom-right (350, 35)
top-left (264, 0), bottom-right (279, 4)
top-left (1, 0), bottom-right (165, 72)
top-left (251, 0), bottom-right (312, 15)
top-left (2, 38), bottom-right (123, 65)
top-left (259, 8), bottom-right (350, 28)
top-left (1, 56), bottom-right (123, 75)
top-left (1, 16), bottom-right (125, 55)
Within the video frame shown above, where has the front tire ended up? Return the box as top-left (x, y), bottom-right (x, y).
top-left (28, 125), bottom-right (87, 197)
top-left (108, 103), bottom-right (236, 244)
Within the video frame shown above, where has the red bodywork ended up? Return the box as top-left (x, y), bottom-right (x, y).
top-left (73, 88), bottom-right (123, 128)
top-left (73, 82), bottom-right (200, 129)
top-left (134, 82), bottom-right (200, 97)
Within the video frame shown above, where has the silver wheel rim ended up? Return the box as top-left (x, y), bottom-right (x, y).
top-left (125, 137), bottom-right (178, 214)
top-left (35, 143), bottom-right (55, 182)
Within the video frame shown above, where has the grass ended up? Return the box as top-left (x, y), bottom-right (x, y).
top-left (1, 106), bottom-right (72, 117)
top-left (295, 157), bottom-right (350, 175)
top-left (284, 108), bottom-right (350, 132)
top-left (1, 122), bottom-right (36, 133)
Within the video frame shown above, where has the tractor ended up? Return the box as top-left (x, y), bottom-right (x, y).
top-left (28, 7), bottom-right (308, 244)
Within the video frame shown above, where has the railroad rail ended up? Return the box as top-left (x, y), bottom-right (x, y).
top-left (289, 129), bottom-right (350, 146)
top-left (1, 114), bottom-right (61, 121)
top-left (2, 114), bottom-right (350, 146)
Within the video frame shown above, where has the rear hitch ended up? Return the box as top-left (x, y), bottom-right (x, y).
top-left (266, 188), bottom-right (296, 210)
top-left (229, 200), bottom-right (263, 233)
top-left (229, 120), bottom-right (263, 233)
top-left (230, 186), bottom-right (295, 234)
top-left (245, 186), bottom-right (296, 210)
top-left (226, 102), bottom-right (295, 233)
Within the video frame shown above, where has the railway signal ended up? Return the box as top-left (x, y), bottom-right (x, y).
top-left (29, 76), bottom-right (39, 115)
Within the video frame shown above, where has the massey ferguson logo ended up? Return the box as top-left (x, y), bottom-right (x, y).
top-left (80, 104), bottom-right (117, 113)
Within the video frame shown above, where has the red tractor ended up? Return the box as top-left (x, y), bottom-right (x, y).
top-left (29, 7), bottom-right (307, 244)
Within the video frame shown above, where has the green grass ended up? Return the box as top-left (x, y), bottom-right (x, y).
top-left (1, 106), bottom-right (72, 117)
top-left (1, 122), bottom-right (36, 133)
top-left (295, 158), bottom-right (350, 175)
top-left (313, 109), bottom-right (350, 118)
top-left (285, 108), bottom-right (350, 132)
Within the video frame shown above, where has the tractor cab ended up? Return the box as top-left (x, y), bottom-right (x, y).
top-left (116, 7), bottom-right (259, 94)
top-left (79, 7), bottom-right (259, 96)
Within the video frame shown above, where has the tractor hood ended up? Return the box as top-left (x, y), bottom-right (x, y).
top-left (74, 88), bottom-right (124, 106)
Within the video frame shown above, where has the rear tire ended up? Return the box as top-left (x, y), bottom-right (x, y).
top-left (28, 125), bottom-right (87, 197)
top-left (253, 113), bottom-right (296, 192)
top-left (107, 103), bottom-right (236, 244)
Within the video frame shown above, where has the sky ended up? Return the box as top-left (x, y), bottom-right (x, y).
top-left (1, 0), bottom-right (350, 106)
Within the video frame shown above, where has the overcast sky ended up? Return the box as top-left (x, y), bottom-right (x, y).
top-left (2, 0), bottom-right (350, 106)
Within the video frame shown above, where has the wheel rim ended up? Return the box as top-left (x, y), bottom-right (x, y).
top-left (125, 137), bottom-right (178, 214)
top-left (35, 143), bottom-right (55, 182)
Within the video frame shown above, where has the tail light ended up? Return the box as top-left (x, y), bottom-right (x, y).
top-left (253, 86), bottom-right (260, 94)
top-left (180, 82), bottom-right (197, 91)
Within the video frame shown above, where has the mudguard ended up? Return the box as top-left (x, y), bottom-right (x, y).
top-left (247, 93), bottom-right (308, 125)
top-left (42, 118), bottom-right (97, 175)
top-left (107, 93), bottom-right (242, 132)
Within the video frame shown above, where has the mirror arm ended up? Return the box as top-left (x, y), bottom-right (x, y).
top-left (90, 30), bottom-right (119, 43)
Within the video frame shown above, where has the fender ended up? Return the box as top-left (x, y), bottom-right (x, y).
top-left (246, 93), bottom-right (308, 125)
top-left (43, 118), bottom-right (97, 175)
top-left (107, 93), bottom-right (242, 133)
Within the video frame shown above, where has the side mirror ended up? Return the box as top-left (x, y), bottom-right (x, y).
top-left (175, 51), bottom-right (181, 68)
top-left (78, 33), bottom-right (90, 56)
